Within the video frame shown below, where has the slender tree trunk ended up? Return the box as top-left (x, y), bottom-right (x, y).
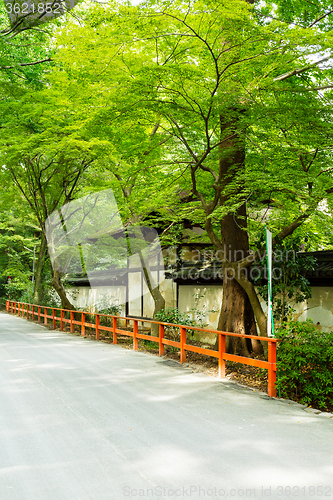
top-left (139, 250), bottom-right (165, 335)
top-left (51, 268), bottom-right (75, 310)
top-left (33, 235), bottom-right (47, 304)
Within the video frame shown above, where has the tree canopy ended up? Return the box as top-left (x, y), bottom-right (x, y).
top-left (0, 0), bottom-right (333, 345)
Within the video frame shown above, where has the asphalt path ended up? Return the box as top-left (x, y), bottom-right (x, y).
top-left (1, 312), bottom-right (333, 500)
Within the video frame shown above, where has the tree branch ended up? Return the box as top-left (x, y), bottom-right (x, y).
top-left (273, 84), bottom-right (333, 92)
top-left (273, 55), bottom-right (331, 82)
top-left (0, 58), bottom-right (51, 70)
top-left (309, 9), bottom-right (333, 28)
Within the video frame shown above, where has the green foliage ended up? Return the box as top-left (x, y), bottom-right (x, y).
top-left (4, 278), bottom-right (33, 302)
top-left (51, 0), bottom-right (333, 251)
top-left (141, 340), bottom-right (159, 351)
top-left (154, 292), bottom-right (216, 340)
top-left (253, 237), bottom-right (316, 322)
top-left (0, 3), bottom-right (53, 86)
top-left (98, 304), bottom-right (121, 316)
top-left (91, 296), bottom-right (121, 328)
top-left (1, 0), bottom-right (333, 332)
top-left (154, 307), bottom-right (196, 326)
top-left (270, 0), bottom-right (333, 30)
top-left (36, 288), bottom-right (60, 308)
top-left (276, 320), bottom-right (333, 410)
top-left (154, 307), bottom-right (196, 341)
top-left (0, 196), bottom-right (40, 301)
top-left (93, 295), bottom-right (121, 316)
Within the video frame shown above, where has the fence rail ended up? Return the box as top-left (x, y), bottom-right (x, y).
top-left (6, 300), bottom-right (278, 397)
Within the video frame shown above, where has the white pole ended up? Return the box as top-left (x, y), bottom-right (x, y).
top-left (32, 245), bottom-right (36, 283)
top-left (265, 228), bottom-right (274, 337)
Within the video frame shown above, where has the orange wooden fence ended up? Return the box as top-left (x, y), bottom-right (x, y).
top-left (6, 300), bottom-right (278, 397)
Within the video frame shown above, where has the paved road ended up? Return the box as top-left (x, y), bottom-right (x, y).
top-left (0, 313), bottom-right (333, 500)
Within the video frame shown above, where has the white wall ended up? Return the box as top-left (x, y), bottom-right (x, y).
top-left (68, 286), bottom-right (126, 315)
top-left (67, 282), bottom-right (333, 334)
top-left (294, 287), bottom-right (333, 332)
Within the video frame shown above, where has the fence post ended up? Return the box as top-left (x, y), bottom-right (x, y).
top-left (60, 310), bottom-right (64, 331)
top-left (133, 320), bottom-right (138, 351)
top-left (53, 309), bottom-right (56, 329)
top-left (22, 303), bottom-right (25, 317)
top-left (159, 324), bottom-right (165, 357)
top-left (81, 312), bottom-right (85, 336)
top-left (70, 311), bottom-right (74, 333)
top-left (268, 340), bottom-right (277, 398)
top-left (112, 317), bottom-right (117, 344)
top-left (218, 333), bottom-right (226, 378)
top-left (180, 326), bottom-right (186, 363)
top-left (27, 304), bottom-right (29, 319)
top-left (38, 306), bottom-right (41, 323)
top-left (18, 302), bottom-right (20, 316)
top-left (96, 314), bottom-right (100, 340)
top-left (44, 307), bottom-right (47, 325)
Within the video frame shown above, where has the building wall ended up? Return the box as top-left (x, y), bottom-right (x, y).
top-left (67, 281), bottom-right (333, 335)
top-left (68, 274), bottom-right (177, 319)
top-left (178, 285), bottom-right (222, 328)
top-left (178, 284), bottom-right (333, 333)
top-left (294, 286), bottom-right (333, 332)
top-left (68, 286), bottom-right (126, 315)
top-left (178, 284), bottom-right (222, 344)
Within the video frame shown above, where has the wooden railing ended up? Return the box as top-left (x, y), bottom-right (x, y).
top-left (6, 300), bottom-right (278, 397)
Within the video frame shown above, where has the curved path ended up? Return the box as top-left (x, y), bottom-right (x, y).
top-left (0, 312), bottom-right (332, 500)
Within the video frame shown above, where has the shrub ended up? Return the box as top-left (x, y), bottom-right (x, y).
top-left (276, 320), bottom-right (333, 410)
top-left (154, 307), bottom-right (196, 341)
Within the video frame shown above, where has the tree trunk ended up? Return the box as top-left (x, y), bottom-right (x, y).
top-left (51, 268), bottom-right (75, 310)
top-left (218, 208), bottom-right (263, 355)
top-left (216, 113), bottom-right (263, 355)
top-left (33, 235), bottom-right (47, 305)
top-left (139, 250), bottom-right (165, 335)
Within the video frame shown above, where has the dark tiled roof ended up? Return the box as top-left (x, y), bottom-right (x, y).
top-left (171, 251), bottom-right (333, 286)
top-left (66, 250), bottom-right (333, 287)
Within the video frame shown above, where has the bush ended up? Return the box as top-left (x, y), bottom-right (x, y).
top-left (94, 298), bottom-right (121, 328)
top-left (154, 307), bottom-right (196, 341)
top-left (276, 320), bottom-right (333, 410)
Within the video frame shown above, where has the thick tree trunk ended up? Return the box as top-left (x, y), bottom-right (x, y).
top-left (218, 209), bottom-right (263, 355)
top-left (234, 270), bottom-right (268, 337)
top-left (216, 114), bottom-right (263, 354)
top-left (33, 235), bottom-right (47, 305)
top-left (218, 205), bottom-right (262, 356)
